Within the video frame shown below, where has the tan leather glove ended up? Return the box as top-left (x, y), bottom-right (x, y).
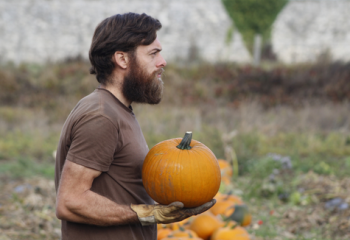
top-left (130, 199), bottom-right (216, 226)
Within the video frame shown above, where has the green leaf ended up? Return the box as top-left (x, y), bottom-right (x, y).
top-left (221, 0), bottom-right (288, 51)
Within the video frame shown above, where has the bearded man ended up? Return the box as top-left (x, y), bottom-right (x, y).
top-left (54, 12), bottom-right (215, 240)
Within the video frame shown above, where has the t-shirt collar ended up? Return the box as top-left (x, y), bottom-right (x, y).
top-left (96, 88), bottom-right (134, 114)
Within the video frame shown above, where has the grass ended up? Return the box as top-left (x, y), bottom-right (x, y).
top-left (0, 103), bottom-right (349, 179)
top-left (0, 157), bottom-right (55, 179)
top-left (0, 129), bottom-right (59, 162)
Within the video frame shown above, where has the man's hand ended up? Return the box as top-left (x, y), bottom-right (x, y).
top-left (130, 200), bottom-right (216, 226)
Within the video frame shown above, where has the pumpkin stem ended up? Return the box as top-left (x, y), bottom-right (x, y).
top-left (224, 190), bottom-right (233, 201)
top-left (176, 131), bottom-right (193, 150)
top-left (230, 222), bottom-right (238, 230)
top-left (224, 220), bottom-right (230, 227)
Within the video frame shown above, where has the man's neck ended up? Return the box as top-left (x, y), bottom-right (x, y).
top-left (100, 82), bottom-right (132, 108)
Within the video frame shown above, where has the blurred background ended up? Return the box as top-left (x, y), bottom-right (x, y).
top-left (0, 0), bottom-right (349, 239)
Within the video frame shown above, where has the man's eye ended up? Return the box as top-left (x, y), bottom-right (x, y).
top-left (151, 52), bottom-right (157, 56)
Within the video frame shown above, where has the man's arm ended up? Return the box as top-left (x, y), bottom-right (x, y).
top-left (56, 160), bottom-right (139, 226)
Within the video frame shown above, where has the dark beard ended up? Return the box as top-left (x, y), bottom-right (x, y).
top-left (122, 56), bottom-right (164, 104)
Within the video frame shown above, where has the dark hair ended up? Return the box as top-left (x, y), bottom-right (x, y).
top-left (89, 13), bottom-right (162, 84)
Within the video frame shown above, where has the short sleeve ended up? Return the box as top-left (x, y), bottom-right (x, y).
top-left (66, 114), bottom-right (118, 172)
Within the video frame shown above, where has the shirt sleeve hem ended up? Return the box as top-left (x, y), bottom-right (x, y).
top-left (66, 153), bottom-right (110, 172)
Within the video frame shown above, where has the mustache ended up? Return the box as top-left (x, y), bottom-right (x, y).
top-left (157, 68), bottom-right (165, 75)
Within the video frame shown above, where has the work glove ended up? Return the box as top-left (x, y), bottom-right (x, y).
top-left (130, 199), bottom-right (216, 226)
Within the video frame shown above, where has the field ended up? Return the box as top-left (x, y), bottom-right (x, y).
top-left (0, 60), bottom-right (349, 239)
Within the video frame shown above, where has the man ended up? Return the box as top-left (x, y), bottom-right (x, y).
top-left (55, 12), bottom-right (215, 240)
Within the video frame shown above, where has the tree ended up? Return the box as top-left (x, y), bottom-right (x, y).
top-left (222, 0), bottom-right (288, 65)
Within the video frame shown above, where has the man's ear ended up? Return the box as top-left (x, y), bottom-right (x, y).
top-left (113, 51), bottom-right (129, 69)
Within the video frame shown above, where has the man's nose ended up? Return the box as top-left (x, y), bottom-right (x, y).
top-left (157, 54), bottom-right (167, 68)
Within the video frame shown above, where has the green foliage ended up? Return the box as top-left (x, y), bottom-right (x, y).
top-left (0, 157), bottom-right (55, 179)
top-left (243, 157), bottom-right (282, 197)
top-left (196, 125), bottom-right (226, 159)
top-left (225, 24), bottom-right (235, 45)
top-left (231, 133), bottom-right (260, 173)
top-left (250, 211), bottom-right (280, 238)
top-left (222, 0), bottom-right (288, 51)
top-left (230, 131), bottom-right (350, 207)
top-left (313, 161), bottom-right (333, 175)
top-left (0, 130), bottom-right (59, 161)
top-left (232, 132), bottom-right (350, 177)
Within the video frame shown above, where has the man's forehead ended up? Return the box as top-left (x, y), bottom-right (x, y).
top-left (139, 38), bottom-right (162, 52)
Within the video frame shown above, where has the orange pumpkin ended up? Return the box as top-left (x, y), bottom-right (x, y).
top-left (214, 192), bottom-right (223, 201)
top-left (210, 200), bottom-right (236, 216)
top-left (217, 159), bottom-right (232, 184)
top-left (218, 159), bottom-right (232, 175)
top-left (211, 193), bottom-right (244, 216)
top-left (221, 194), bottom-right (244, 204)
top-left (189, 212), bottom-right (224, 239)
top-left (161, 238), bottom-right (203, 240)
top-left (211, 225), bottom-right (250, 240)
top-left (170, 229), bottom-right (198, 238)
top-left (142, 132), bottom-right (221, 207)
top-left (157, 228), bottom-right (172, 240)
top-left (170, 218), bottom-right (191, 230)
top-left (241, 213), bottom-right (252, 227)
top-left (224, 220), bottom-right (239, 228)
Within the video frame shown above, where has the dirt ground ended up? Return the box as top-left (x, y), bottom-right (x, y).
top-left (247, 171), bottom-right (350, 240)
top-left (0, 177), bottom-right (60, 240)
top-left (0, 172), bottom-right (349, 240)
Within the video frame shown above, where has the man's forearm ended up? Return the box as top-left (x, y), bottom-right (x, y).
top-left (56, 189), bottom-right (139, 226)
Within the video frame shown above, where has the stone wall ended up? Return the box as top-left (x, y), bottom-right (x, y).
top-left (0, 0), bottom-right (251, 64)
top-left (0, 0), bottom-right (349, 65)
top-left (272, 0), bottom-right (350, 63)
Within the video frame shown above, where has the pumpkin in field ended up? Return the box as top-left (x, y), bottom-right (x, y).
top-left (222, 194), bottom-right (244, 204)
top-left (170, 218), bottom-right (191, 230)
top-left (142, 132), bottom-right (221, 207)
top-left (161, 238), bottom-right (204, 240)
top-left (169, 229), bottom-right (198, 238)
top-left (157, 228), bottom-right (172, 240)
top-left (211, 225), bottom-right (250, 240)
top-left (189, 212), bottom-right (224, 239)
top-left (211, 193), bottom-right (244, 216)
top-left (214, 192), bottom-right (223, 200)
top-left (210, 200), bottom-right (236, 216)
top-left (218, 159), bottom-right (232, 175)
top-left (217, 159), bottom-right (232, 184)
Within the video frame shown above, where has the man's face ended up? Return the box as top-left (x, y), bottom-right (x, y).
top-left (122, 38), bottom-right (167, 104)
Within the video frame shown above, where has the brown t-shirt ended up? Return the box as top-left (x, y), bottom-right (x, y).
top-left (55, 88), bottom-right (156, 240)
